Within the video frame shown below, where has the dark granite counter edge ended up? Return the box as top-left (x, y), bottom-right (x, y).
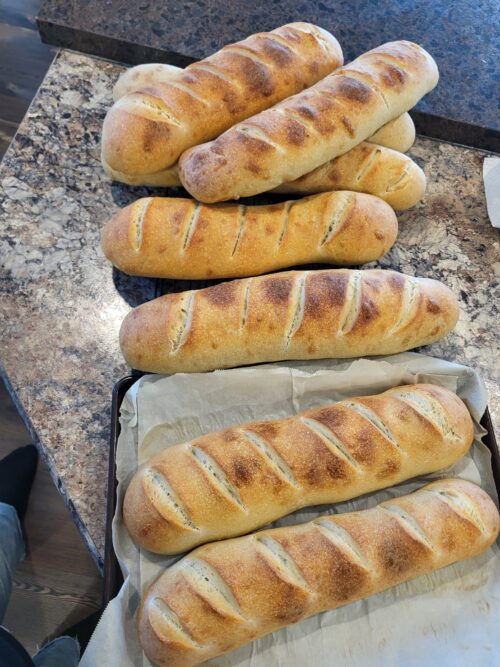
top-left (37, 17), bottom-right (500, 153)
top-left (0, 364), bottom-right (104, 574)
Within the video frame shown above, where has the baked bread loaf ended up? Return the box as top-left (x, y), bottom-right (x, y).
top-left (112, 59), bottom-right (415, 149)
top-left (368, 111), bottom-right (415, 152)
top-left (273, 143), bottom-right (426, 210)
top-left (138, 478), bottom-right (500, 666)
top-left (119, 268), bottom-right (459, 374)
top-left (113, 63), bottom-right (183, 102)
top-left (179, 41), bottom-right (438, 202)
top-left (102, 114), bottom-right (415, 187)
top-left (101, 23), bottom-right (343, 182)
top-left (101, 192), bottom-right (397, 279)
top-left (124, 383), bottom-right (473, 554)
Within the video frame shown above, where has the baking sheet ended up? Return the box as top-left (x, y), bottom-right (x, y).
top-left (80, 352), bottom-right (500, 666)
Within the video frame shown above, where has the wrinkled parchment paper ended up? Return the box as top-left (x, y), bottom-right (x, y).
top-left (81, 352), bottom-right (500, 667)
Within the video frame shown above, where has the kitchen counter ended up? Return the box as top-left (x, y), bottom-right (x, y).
top-left (36, 0), bottom-right (500, 150)
top-left (0, 49), bottom-right (498, 568)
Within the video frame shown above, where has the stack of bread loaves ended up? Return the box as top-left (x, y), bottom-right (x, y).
top-left (98, 23), bottom-right (499, 667)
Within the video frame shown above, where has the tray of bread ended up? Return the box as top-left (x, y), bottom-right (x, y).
top-left (83, 21), bottom-right (500, 667)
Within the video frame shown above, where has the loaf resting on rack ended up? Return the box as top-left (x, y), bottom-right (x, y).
top-left (119, 268), bottom-right (459, 374)
top-left (138, 478), bottom-right (499, 666)
top-left (101, 191), bottom-right (398, 279)
top-left (124, 383), bottom-right (473, 554)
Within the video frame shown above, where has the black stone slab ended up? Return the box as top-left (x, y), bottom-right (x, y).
top-left (37, 0), bottom-right (500, 150)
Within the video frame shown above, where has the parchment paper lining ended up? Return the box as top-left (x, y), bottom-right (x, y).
top-left (80, 352), bottom-right (499, 667)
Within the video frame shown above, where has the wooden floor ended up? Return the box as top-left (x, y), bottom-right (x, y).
top-left (0, 378), bottom-right (103, 654)
top-left (0, 0), bottom-right (56, 158)
top-left (0, 0), bottom-right (103, 655)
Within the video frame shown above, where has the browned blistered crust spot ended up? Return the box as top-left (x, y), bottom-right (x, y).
top-left (379, 61), bottom-right (408, 88)
top-left (388, 272), bottom-right (406, 293)
top-left (231, 456), bottom-right (261, 486)
top-left (142, 118), bottom-right (171, 153)
top-left (426, 298), bottom-right (442, 314)
top-left (250, 422), bottom-right (279, 440)
top-left (377, 519), bottom-right (428, 577)
top-left (286, 121), bottom-right (307, 145)
top-left (296, 104), bottom-right (319, 120)
top-left (235, 132), bottom-right (275, 154)
top-left (246, 161), bottom-right (262, 174)
top-left (239, 60), bottom-right (275, 97)
top-left (311, 407), bottom-right (346, 430)
top-left (203, 281), bottom-right (239, 307)
top-left (262, 276), bottom-right (294, 305)
top-left (305, 272), bottom-right (349, 318)
top-left (221, 430), bottom-right (239, 443)
top-left (341, 115), bottom-right (355, 137)
top-left (335, 76), bottom-right (373, 104)
top-left (353, 296), bottom-right (380, 329)
top-left (376, 457), bottom-right (401, 479)
top-left (259, 37), bottom-right (294, 66)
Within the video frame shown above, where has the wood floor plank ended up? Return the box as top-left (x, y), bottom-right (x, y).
top-left (0, 21), bottom-right (55, 125)
top-left (0, 379), bottom-right (103, 654)
top-left (0, 0), bottom-right (41, 30)
top-left (0, 117), bottom-right (16, 157)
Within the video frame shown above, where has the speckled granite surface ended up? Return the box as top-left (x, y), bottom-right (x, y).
top-left (37, 0), bottom-right (500, 149)
top-left (0, 50), bottom-right (498, 567)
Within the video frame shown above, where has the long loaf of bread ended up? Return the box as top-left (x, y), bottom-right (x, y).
top-left (179, 41), bottom-right (438, 202)
top-left (138, 478), bottom-right (500, 666)
top-left (124, 384), bottom-right (473, 554)
top-left (102, 113), bottom-right (416, 187)
top-left (101, 192), bottom-right (397, 279)
top-left (273, 143), bottom-right (426, 210)
top-left (119, 268), bottom-right (459, 374)
top-left (101, 23), bottom-right (343, 181)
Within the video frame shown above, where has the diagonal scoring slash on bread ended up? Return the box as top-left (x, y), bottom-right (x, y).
top-left (137, 478), bottom-right (500, 666)
top-left (123, 383), bottom-right (474, 555)
top-left (119, 268), bottom-right (459, 374)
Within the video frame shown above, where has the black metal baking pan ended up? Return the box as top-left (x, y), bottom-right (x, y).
top-left (102, 378), bottom-right (500, 606)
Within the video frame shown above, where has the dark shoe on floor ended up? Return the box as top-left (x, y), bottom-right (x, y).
top-left (0, 445), bottom-right (38, 523)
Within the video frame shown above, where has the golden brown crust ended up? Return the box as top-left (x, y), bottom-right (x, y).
top-left (273, 143), bottom-right (426, 210)
top-left (113, 64), bottom-right (183, 102)
top-left (123, 383), bottom-right (473, 554)
top-left (119, 268), bottom-right (459, 374)
top-left (101, 192), bottom-right (397, 279)
top-left (138, 479), bottom-right (499, 666)
top-left (101, 23), bottom-right (343, 177)
top-left (178, 41), bottom-right (438, 202)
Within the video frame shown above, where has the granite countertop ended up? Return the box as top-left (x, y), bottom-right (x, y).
top-left (37, 0), bottom-right (500, 150)
top-left (0, 49), bottom-right (498, 568)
